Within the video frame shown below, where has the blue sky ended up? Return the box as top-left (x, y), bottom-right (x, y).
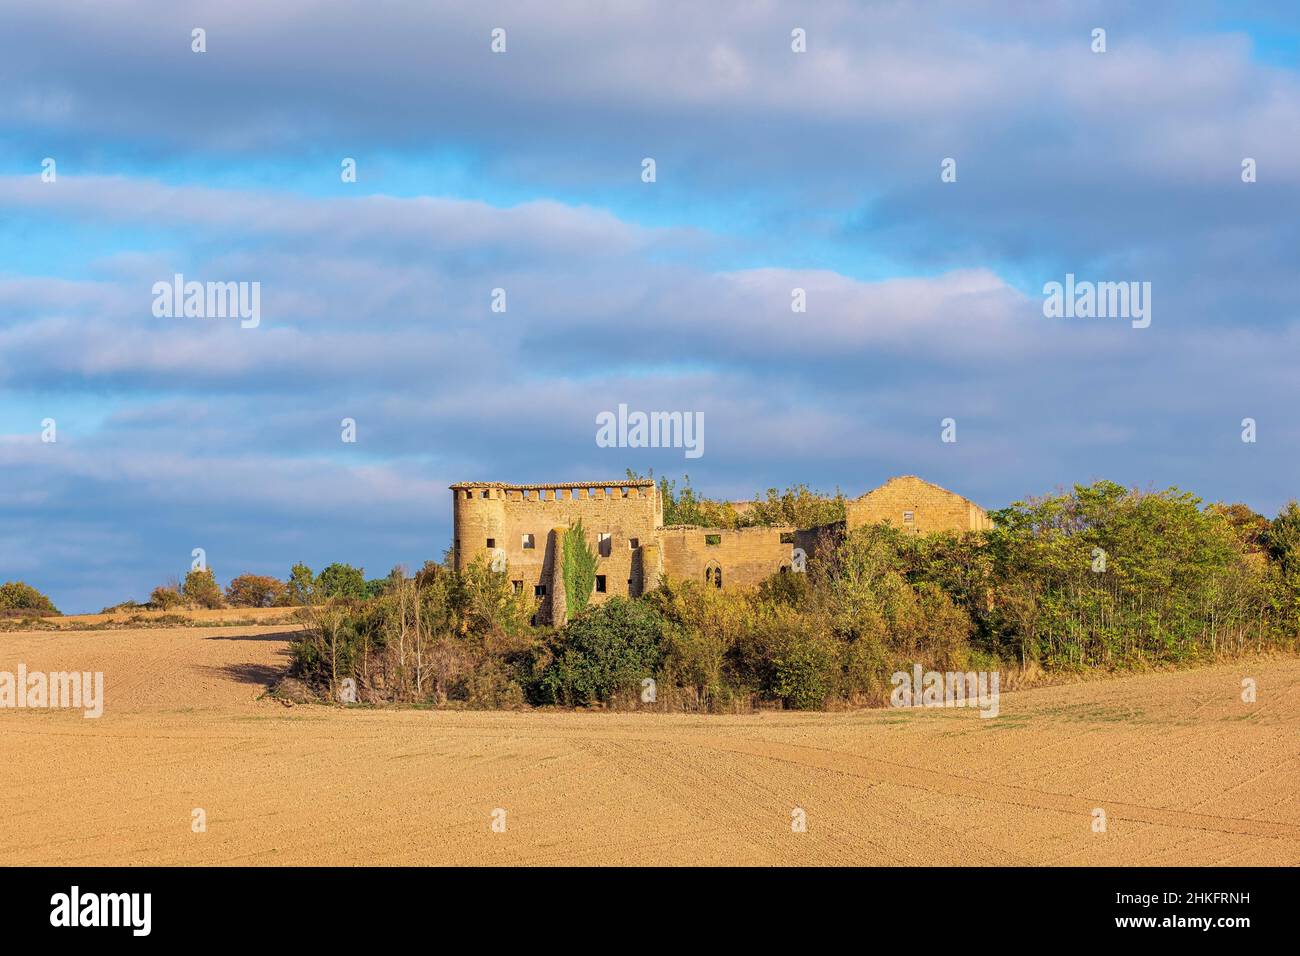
top-left (2, 1), bottom-right (1298, 613)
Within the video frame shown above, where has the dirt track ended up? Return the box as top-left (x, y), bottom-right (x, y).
top-left (1, 625), bottom-right (1298, 866)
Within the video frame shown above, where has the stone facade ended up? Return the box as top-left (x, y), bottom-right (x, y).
top-left (657, 525), bottom-right (797, 591)
top-left (845, 475), bottom-right (991, 535)
top-left (451, 475), bottom-right (987, 622)
top-left (451, 480), bottom-right (660, 623)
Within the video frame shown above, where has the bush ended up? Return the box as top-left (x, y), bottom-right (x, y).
top-left (225, 574), bottom-right (286, 608)
top-left (0, 581), bottom-right (59, 615)
top-left (181, 568), bottom-right (223, 609)
top-left (987, 481), bottom-right (1275, 667)
top-left (290, 556), bottom-right (538, 706)
top-left (316, 563), bottom-right (367, 602)
top-left (771, 628), bottom-right (838, 710)
top-left (534, 598), bottom-right (664, 706)
top-left (286, 562), bottom-right (316, 605)
top-left (150, 584), bottom-right (186, 610)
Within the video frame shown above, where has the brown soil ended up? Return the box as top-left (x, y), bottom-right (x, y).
top-left (1, 625), bottom-right (1297, 865)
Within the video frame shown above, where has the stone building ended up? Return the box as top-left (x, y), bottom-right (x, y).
top-left (450, 475), bottom-right (988, 623)
top-left (845, 475), bottom-right (992, 535)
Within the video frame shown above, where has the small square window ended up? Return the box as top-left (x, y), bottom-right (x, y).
top-left (903, 511), bottom-right (915, 523)
top-left (705, 534), bottom-right (721, 546)
top-left (534, 584), bottom-right (547, 597)
top-left (481, 490), bottom-right (490, 499)
top-left (598, 532), bottom-right (612, 557)
top-left (779, 532), bottom-right (794, 544)
top-left (512, 580), bottom-right (522, 594)
top-left (486, 538), bottom-right (495, 549)
top-left (595, 575), bottom-right (607, 593)
top-left (629, 538), bottom-right (639, 549)
top-left (522, 533), bottom-right (535, 549)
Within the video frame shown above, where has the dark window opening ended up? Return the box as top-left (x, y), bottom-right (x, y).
top-left (598, 532), bottom-right (612, 557)
top-left (511, 580), bottom-right (522, 593)
top-left (706, 566), bottom-right (722, 589)
top-left (522, 533), bottom-right (535, 549)
top-left (595, 575), bottom-right (607, 593)
top-left (705, 534), bottom-right (721, 546)
top-left (486, 538), bottom-right (495, 549)
top-left (534, 584), bottom-right (547, 597)
top-left (779, 532), bottom-right (795, 544)
top-left (629, 538), bottom-right (639, 549)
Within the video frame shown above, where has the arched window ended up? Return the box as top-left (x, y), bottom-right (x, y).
top-left (705, 564), bottom-right (722, 589)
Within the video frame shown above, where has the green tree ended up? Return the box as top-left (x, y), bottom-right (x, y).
top-left (657, 475), bottom-right (741, 528)
top-left (1267, 502), bottom-right (1300, 631)
top-left (316, 563), bottom-right (367, 601)
top-left (534, 598), bottom-right (664, 705)
top-left (986, 481), bottom-right (1271, 667)
top-left (286, 562), bottom-right (316, 605)
top-left (743, 483), bottom-right (846, 529)
top-left (181, 568), bottom-right (223, 609)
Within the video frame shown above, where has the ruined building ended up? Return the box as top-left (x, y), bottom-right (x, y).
top-left (450, 474), bottom-right (989, 624)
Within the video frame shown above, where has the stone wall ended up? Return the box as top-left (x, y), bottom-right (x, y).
top-left (658, 525), bottom-right (796, 590)
top-left (845, 475), bottom-right (990, 534)
top-left (452, 481), bottom-right (661, 620)
top-left (450, 475), bottom-right (989, 620)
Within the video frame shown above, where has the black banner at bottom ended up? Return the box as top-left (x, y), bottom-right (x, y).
top-left (0, 866), bottom-right (1280, 942)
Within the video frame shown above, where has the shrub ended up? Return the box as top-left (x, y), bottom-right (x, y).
top-left (741, 483), bottom-right (846, 529)
top-left (150, 584), bottom-right (186, 610)
top-left (290, 557), bottom-right (538, 706)
top-left (101, 600), bottom-right (144, 614)
top-left (225, 574), bottom-right (286, 608)
top-left (182, 569), bottom-right (223, 609)
top-left (534, 597), bottom-right (664, 706)
top-left (286, 562), bottom-right (316, 605)
top-left (0, 581), bottom-right (59, 615)
top-left (316, 563), bottom-right (367, 602)
top-left (771, 628), bottom-right (838, 710)
top-left (987, 481), bottom-right (1275, 667)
